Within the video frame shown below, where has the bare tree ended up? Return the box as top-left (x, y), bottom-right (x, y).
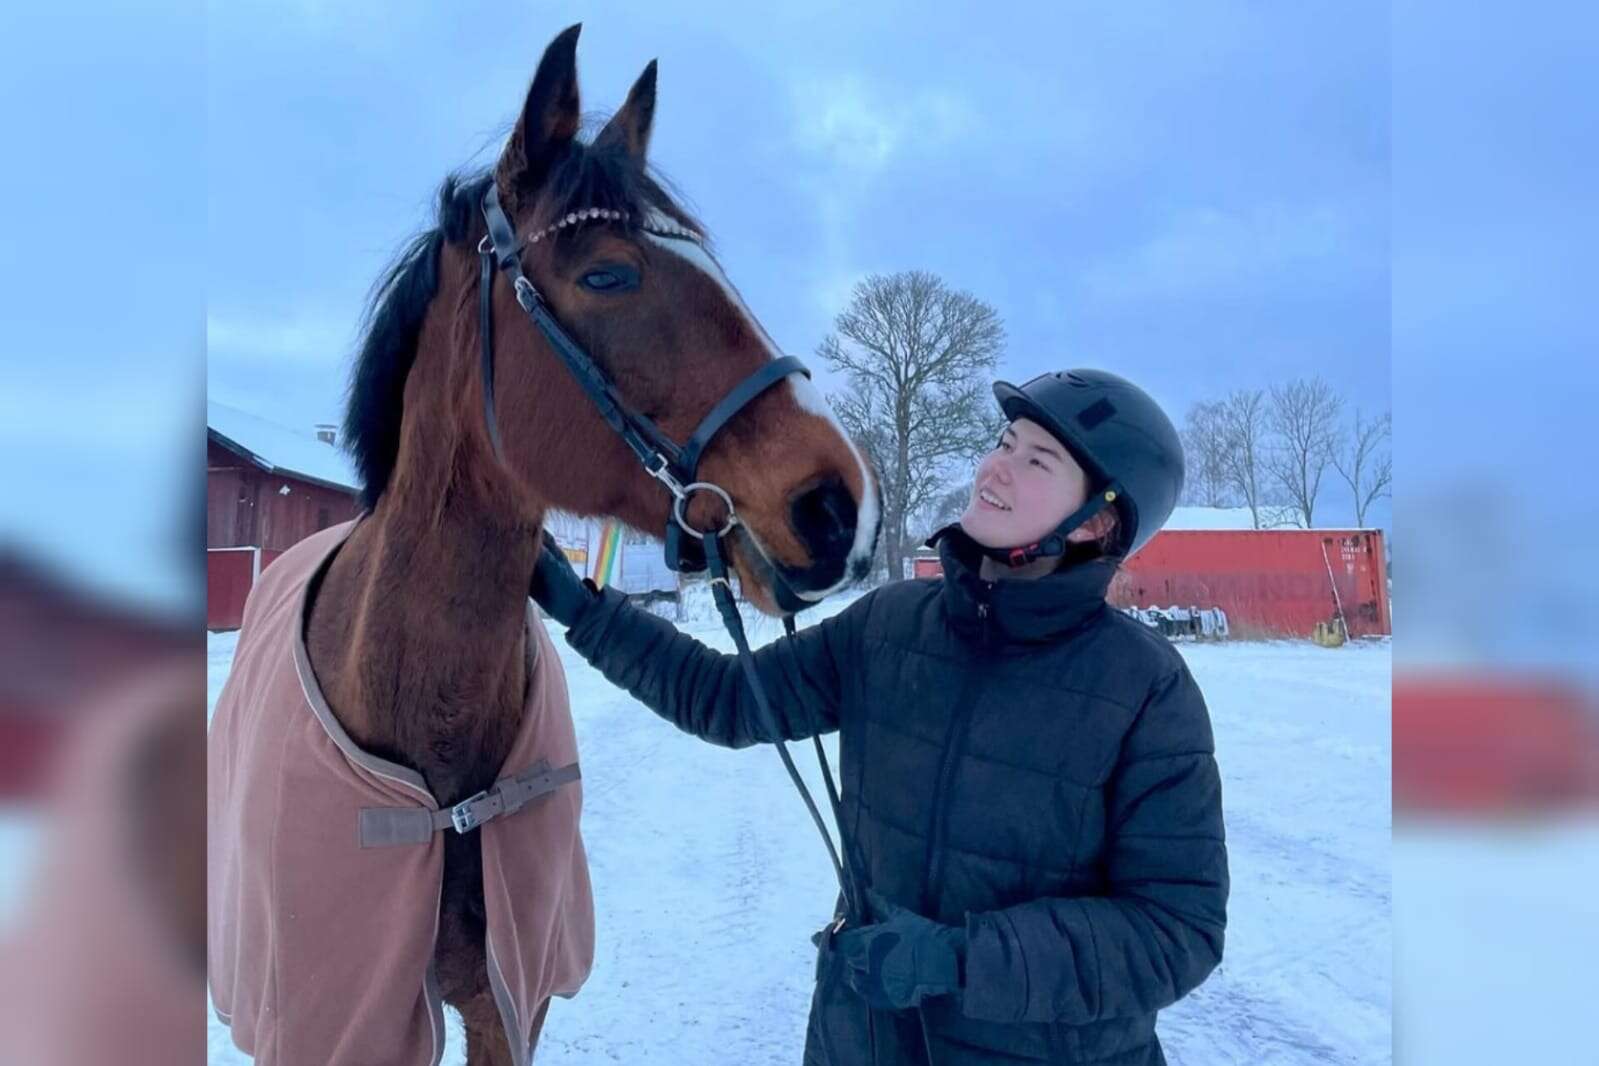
top-left (912, 481), bottom-right (974, 548)
top-left (821, 271), bottom-right (1005, 580)
top-left (1181, 401), bottom-right (1234, 508)
top-left (1217, 388), bottom-right (1270, 528)
top-left (1333, 408), bottom-right (1392, 526)
top-left (1264, 377), bottom-right (1344, 528)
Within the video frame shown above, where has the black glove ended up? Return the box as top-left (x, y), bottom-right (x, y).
top-left (835, 890), bottom-right (966, 1010)
top-left (530, 532), bottom-right (600, 628)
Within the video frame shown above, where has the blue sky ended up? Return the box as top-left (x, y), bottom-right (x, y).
top-left (0, 6), bottom-right (203, 613)
top-left (5, 3), bottom-right (1596, 673)
top-left (203, 0), bottom-right (1390, 532)
top-left (2, 1), bottom-right (1406, 612)
top-left (1392, 4), bottom-right (1599, 675)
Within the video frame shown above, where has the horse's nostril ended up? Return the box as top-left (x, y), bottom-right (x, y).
top-left (789, 477), bottom-right (857, 561)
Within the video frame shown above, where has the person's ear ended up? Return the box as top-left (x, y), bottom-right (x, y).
top-left (1066, 508), bottom-right (1118, 543)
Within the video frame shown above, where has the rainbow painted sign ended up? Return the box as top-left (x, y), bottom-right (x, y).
top-left (591, 521), bottom-right (622, 589)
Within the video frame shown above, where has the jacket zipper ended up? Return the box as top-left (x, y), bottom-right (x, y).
top-left (919, 589), bottom-right (994, 913)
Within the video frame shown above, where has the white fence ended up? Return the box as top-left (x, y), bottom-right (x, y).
top-left (544, 512), bottom-right (679, 596)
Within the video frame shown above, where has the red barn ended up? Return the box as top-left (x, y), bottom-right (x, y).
top-left (0, 552), bottom-right (189, 798)
top-left (207, 401), bottom-right (362, 630)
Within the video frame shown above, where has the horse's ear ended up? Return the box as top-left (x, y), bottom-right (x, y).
top-left (594, 60), bottom-right (657, 161)
top-left (497, 23), bottom-right (583, 199)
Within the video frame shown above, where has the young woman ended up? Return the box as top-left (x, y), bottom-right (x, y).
top-left (532, 369), bottom-right (1228, 1066)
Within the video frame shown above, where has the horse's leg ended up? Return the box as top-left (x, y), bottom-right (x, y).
top-left (438, 911), bottom-right (518, 1066)
top-left (456, 988), bottom-right (516, 1066)
top-left (436, 830), bottom-right (512, 1065)
top-left (439, 939), bottom-right (546, 1064)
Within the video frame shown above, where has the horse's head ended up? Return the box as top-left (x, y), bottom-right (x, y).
top-left (481, 25), bottom-right (879, 611)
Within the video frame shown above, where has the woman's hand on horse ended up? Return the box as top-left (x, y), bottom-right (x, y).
top-left (531, 533), bottom-right (600, 628)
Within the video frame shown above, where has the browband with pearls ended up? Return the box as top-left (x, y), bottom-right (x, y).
top-left (523, 206), bottom-right (705, 246)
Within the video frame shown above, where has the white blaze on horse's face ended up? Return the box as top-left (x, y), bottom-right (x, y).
top-left (642, 209), bottom-right (880, 598)
top-left (785, 373), bottom-right (881, 596)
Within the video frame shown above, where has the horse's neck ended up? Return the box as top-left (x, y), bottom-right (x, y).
top-left (306, 436), bottom-right (542, 806)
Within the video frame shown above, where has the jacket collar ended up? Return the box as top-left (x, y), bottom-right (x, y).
top-left (930, 525), bottom-right (1117, 648)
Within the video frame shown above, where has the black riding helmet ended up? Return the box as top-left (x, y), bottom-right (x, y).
top-left (982, 368), bottom-right (1184, 565)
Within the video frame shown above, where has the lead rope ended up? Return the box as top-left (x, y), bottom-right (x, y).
top-left (700, 533), bottom-right (866, 924)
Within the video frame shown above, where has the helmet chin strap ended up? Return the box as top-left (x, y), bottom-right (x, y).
top-left (978, 484), bottom-right (1124, 568)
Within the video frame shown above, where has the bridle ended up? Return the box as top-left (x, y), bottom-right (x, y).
top-left (477, 183), bottom-right (868, 923)
top-left (477, 182), bottom-right (811, 609)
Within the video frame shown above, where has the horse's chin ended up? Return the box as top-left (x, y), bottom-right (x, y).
top-left (729, 526), bottom-right (845, 618)
top-left (726, 527), bottom-right (788, 616)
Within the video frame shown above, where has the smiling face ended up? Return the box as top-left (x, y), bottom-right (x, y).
top-left (960, 417), bottom-right (1111, 551)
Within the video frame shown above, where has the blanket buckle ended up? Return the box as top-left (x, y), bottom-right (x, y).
top-left (450, 790), bottom-right (493, 834)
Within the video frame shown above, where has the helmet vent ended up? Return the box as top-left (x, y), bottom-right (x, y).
top-left (1077, 397), bottom-right (1116, 430)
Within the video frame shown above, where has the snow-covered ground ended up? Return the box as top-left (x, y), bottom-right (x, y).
top-left (1392, 818), bottom-right (1599, 1066)
top-left (200, 591), bottom-right (1392, 1065)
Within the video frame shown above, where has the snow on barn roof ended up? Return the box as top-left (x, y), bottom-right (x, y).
top-left (207, 400), bottom-right (360, 493)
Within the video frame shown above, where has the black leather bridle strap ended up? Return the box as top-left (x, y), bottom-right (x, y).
top-left (481, 184), bottom-right (682, 475)
top-left (480, 184), bottom-right (810, 495)
top-left (479, 248), bottom-right (505, 460)
top-left (679, 355), bottom-right (808, 477)
top-left (481, 183), bottom-right (522, 272)
top-left (524, 286), bottom-right (682, 474)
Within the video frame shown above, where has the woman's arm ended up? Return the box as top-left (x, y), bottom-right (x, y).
top-left (959, 665), bottom-right (1229, 1025)
top-left (562, 582), bottom-right (866, 749)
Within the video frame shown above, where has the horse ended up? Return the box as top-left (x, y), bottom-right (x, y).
top-left (210, 22), bottom-right (880, 1066)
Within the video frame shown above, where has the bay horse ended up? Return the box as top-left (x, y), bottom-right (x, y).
top-left (288, 23), bottom-right (876, 1066)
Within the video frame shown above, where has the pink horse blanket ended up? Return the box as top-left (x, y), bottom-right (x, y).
top-left (208, 520), bottom-right (594, 1066)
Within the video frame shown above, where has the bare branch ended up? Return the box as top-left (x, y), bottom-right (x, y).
top-left (1217, 388), bottom-right (1269, 528)
top-left (1181, 400), bottom-right (1235, 508)
top-left (823, 271), bottom-right (1006, 579)
top-left (1332, 408), bottom-right (1391, 526)
top-left (1264, 377), bottom-right (1344, 528)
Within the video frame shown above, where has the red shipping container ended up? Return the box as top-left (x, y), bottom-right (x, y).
top-left (1394, 674), bottom-right (1599, 814)
top-left (1107, 529), bottom-right (1391, 639)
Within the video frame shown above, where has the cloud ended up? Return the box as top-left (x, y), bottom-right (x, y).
top-left (1079, 202), bottom-right (1364, 302)
top-left (207, 310), bottom-right (358, 368)
top-left (789, 75), bottom-right (978, 319)
top-left (0, 373), bottom-right (190, 446)
top-left (790, 75), bottom-right (976, 174)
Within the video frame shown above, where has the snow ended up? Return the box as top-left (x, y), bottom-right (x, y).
top-left (1392, 819), bottom-right (1599, 1066)
top-left (207, 399), bottom-right (361, 491)
top-left (201, 593), bottom-right (1391, 1065)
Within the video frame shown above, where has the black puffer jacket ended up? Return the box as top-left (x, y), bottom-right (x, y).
top-left (564, 527), bottom-right (1228, 1065)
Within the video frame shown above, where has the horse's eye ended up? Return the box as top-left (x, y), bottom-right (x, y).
top-left (579, 266), bottom-right (636, 293)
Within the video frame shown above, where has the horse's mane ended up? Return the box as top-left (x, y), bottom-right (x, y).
top-left (342, 137), bottom-right (705, 509)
